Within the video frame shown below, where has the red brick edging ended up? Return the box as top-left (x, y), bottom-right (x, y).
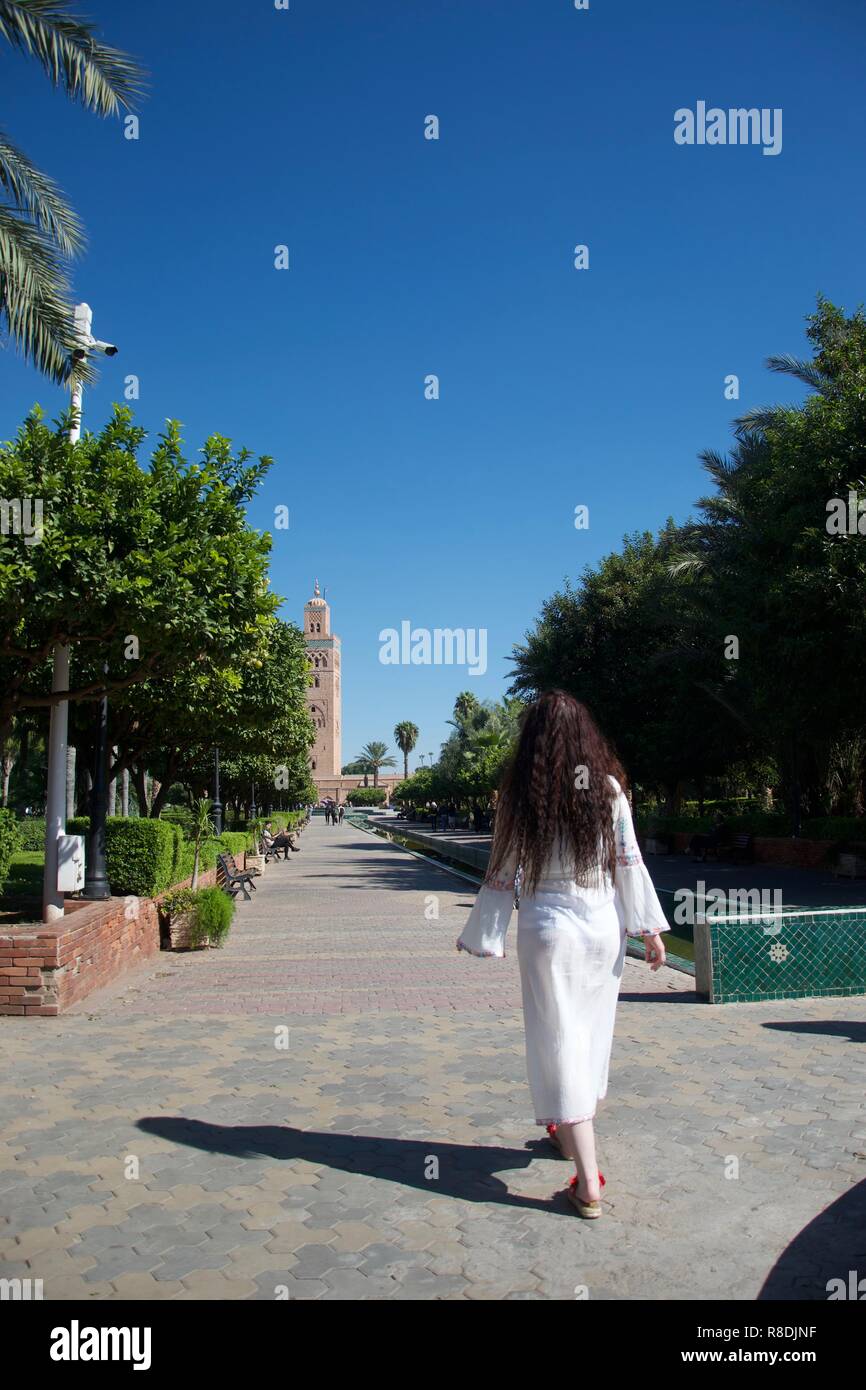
top-left (0, 868), bottom-right (217, 1017)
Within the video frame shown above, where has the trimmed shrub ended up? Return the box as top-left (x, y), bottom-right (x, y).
top-left (802, 817), bottom-right (866, 842)
top-left (191, 885), bottom-right (234, 948)
top-left (197, 838), bottom-right (219, 872)
top-left (637, 811), bottom-right (866, 841)
top-left (217, 832), bottom-right (249, 859)
top-left (68, 816), bottom-right (178, 897)
top-left (347, 787), bottom-right (388, 807)
top-left (0, 809), bottom-right (23, 887)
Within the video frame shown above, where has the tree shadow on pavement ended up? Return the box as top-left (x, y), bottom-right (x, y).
top-left (618, 990), bottom-right (700, 1003)
top-left (762, 1020), bottom-right (866, 1044)
top-left (136, 1117), bottom-right (570, 1215)
top-left (758, 1178), bottom-right (866, 1299)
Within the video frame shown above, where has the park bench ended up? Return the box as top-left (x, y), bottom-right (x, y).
top-left (728, 832), bottom-right (754, 863)
top-left (258, 834), bottom-right (283, 863)
top-left (217, 852), bottom-right (257, 901)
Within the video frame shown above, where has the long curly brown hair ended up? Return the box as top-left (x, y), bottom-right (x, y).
top-left (486, 690), bottom-right (627, 895)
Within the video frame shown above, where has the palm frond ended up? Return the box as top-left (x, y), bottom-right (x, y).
top-left (0, 127), bottom-right (84, 256)
top-left (697, 447), bottom-right (738, 485)
top-left (733, 404), bottom-right (782, 437)
top-left (668, 552), bottom-right (706, 578)
top-left (765, 352), bottom-right (831, 395)
top-left (0, 203), bottom-right (92, 383)
top-left (0, 0), bottom-right (146, 116)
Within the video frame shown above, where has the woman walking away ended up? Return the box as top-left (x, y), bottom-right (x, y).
top-left (457, 691), bottom-right (669, 1219)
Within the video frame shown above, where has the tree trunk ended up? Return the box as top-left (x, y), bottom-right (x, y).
top-left (1, 731), bottom-right (16, 808)
top-left (133, 766), bottom-right (149, 818)
top-left (1, 723), bottom-right (18, 808)
top-left (121, 766), bottom-right (129, 817)
top-left (107, 745), bottom-right (118, 818)
top-left (1, 756), bottom-right (12, 808)
top-left (66, 745), bottom-right (76, 819)
top-left (403, 751), bottom-right (409, 780)
top-left (150, 777), bottom-right (171, 819)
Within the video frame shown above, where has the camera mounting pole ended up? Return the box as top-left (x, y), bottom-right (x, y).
top-left (43, 304), bottom-right (119, 920)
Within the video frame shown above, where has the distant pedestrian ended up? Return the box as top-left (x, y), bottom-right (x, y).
top-left (338, 804), bottom-right (345, 824)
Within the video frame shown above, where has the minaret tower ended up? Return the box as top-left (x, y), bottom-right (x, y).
top-left (304, 580), bottom-right (341, 779)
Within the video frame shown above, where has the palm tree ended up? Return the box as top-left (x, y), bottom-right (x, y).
top-left (353, 741), bottom-right (396, 789)
top-left (452, 691), bottom-right (479, 726)
top-left (393, 721), bottom-right (419, 780)
top-left (0, 0), bottom-right (145, 382)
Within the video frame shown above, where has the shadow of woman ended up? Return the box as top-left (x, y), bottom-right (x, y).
top-left (758, 1178), bottom-right (866, 1299)
top-left (136, 1117), bottom-right (565, 1214)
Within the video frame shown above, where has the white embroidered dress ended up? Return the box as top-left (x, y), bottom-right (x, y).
top-left (456, 777), bottom-right (670, 1126)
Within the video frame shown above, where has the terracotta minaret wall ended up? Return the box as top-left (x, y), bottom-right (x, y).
top-left (304, 580), bottom-right (341, 778)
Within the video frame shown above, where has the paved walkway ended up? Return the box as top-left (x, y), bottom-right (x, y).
top-left (1, 820), bottom-right (864, 1300)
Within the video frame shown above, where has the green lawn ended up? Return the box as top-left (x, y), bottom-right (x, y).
top-left (2, 850), bottom-right (44, 899)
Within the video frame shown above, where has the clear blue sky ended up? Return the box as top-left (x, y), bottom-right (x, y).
top-left (2, 0), bottom-right (864, 768)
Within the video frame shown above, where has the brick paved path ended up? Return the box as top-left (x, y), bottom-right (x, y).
top-left (1, 819), bottom-right (864, 1300)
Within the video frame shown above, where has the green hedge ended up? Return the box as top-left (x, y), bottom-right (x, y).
top-left (13, 817), bottom-right (46, 852)
top-left (802, 817), bottom-right (866, 843)
top-left (217, 832), bottom-right (249, 859)
top-left (637, 812), bottom-right (866, 841)
top-left (0, 809), bottom-right (23, 887)
top-left (9, 811), bottom-right (301, 900)
top-left (225, 811), bottom-right (302, 835)
top-left (68, 816), bottom-right (178, 897)
top-left (347, 788), bottom-right (388, 807)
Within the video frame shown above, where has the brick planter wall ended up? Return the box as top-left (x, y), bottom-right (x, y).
top-left (0, 867), bottom-right (217, 1018)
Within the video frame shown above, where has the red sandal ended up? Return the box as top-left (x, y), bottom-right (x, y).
top-left (546, 1123), bottom-right (567, 1157)
top-left (566, 1172), bottom-right (606, 1219)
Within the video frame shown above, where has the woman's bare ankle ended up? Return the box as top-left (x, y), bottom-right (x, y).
top-left (575, 1172), bottom-right (601, 1202)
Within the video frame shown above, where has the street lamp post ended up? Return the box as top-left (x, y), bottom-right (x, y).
top-left (83, 664), bottom-right (110, 900)
top-left (42, 304), bottom-right (118, 921)
top-left (42, 643), bottom-right (70, 921)
top-left (249, 782), bottom-right (257, 822)
top-left (212, 748), bottom-right (223, 835)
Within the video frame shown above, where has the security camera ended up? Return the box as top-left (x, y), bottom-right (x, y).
top-left (73, 335), bottom-right (118, 359)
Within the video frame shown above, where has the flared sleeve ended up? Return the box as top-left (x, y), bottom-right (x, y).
top-left (610, 779), bottom-right (670, 938)
top-left (456, 850), bottom-right (518, 959)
